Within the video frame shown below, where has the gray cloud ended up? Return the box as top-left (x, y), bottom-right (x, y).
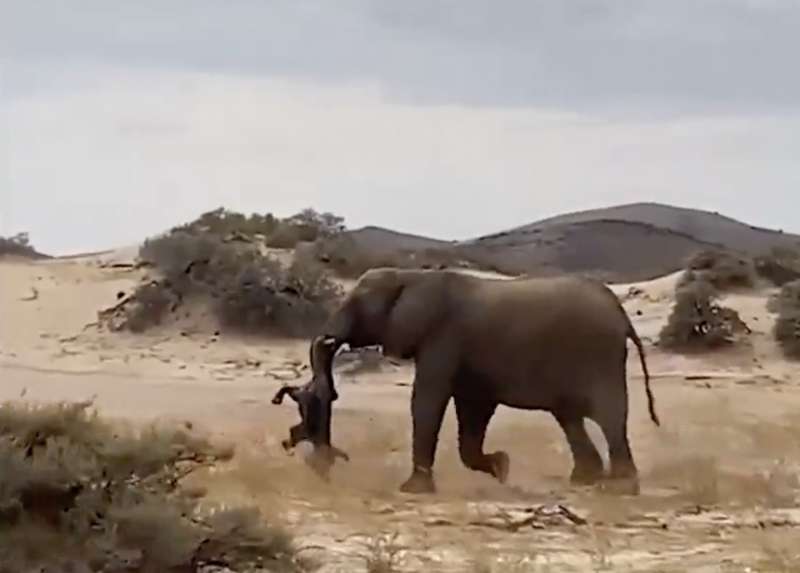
top-left (1, 1), bottom-right (798, 254)
top-left (3, 0), bottom-right (799, 113)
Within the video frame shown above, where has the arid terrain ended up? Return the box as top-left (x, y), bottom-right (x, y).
top-left (3, 229), bottom-right (800, 572)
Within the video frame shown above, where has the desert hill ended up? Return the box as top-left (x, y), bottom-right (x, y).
top-left (483, 201), bottom-right (800, 254)
top-left (340, 202), bottom-right (800, 282)
top-left (342, 225), bottom-right (453, 252)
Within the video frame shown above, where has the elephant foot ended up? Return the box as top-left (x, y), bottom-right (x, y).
top-left (599, 475), bottom-right (640, 496)
top-left (489, 451), bottom-right (510, 484)
top-left (306, 451), bottom-right (334, 482)
top-left (399, 467), bottom-right (436, 494)
top-left (569, 465), bottom-right (604, 486)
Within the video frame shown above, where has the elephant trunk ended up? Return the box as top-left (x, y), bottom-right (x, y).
top-left (322, 302), bottom-right (355, 349)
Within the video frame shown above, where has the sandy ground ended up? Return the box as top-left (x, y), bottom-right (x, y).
top-left (3, 253), bottom-right (800, 572)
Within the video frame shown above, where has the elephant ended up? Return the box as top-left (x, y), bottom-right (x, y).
top-left (271, 334), bottom-right (349, 480)
top-left (316, 267), bottom-right (660, 495)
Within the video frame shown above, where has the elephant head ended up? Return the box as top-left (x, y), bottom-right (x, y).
top-left (322, 268), bottom-right (447, 359)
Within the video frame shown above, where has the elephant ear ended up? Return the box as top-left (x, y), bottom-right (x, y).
top-left (383, 273), bottom-right (445, 359)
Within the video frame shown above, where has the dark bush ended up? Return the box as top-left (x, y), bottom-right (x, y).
top-left (774, 310), bottom-right (800, 360)
top-left (172, 207), bottom-right (345, 250)
top-left (171, 207), bottom-right (280, 239)
top-left (116, 230), bottom-right (343, 337)
top-left (769, 279), bottom-right (800, 359)
top-left (677, 249), bottom-right (757, 291)
top-left (0, 232), bottom-right (49, 259)
top-left (0, 399), bottom-right (305, 572)
top-left (755, 247), bottom-right (800, 287)
top-left (265, 223), bottom-right (321, 249)
top-left (767, 279), bottom-right (800, 314)
top-left (122, 281), bottom-right (176, 333)
top-left (658, 279), bottom-right (749, 351)
top-left (213, 254), bottom-right (341, 336)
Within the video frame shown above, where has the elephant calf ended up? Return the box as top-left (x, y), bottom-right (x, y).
top-left (271, 335), bottom-right (349, 480)
top-left (317, 268), bottom-right (659, 495)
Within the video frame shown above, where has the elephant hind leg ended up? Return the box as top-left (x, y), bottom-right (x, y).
top-left (454, 395), bottom-right (508, 483)
top-left (590, 393), bottom-right (640, 495)
top-left (553, 407), bottom-right (604, 486)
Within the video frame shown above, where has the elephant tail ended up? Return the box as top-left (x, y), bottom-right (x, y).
top-left (627, 322), bottom-right (660, 427)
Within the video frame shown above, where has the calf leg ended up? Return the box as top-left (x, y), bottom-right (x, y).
top-left (272, 384), bottom-right (302, 405)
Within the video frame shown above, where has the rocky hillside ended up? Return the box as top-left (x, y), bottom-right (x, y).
top-left (341, 202), bottom-right (800, 282)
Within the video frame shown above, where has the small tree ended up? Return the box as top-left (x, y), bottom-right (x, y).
top-left (678, 249), bottom-right (757, 291)
top-left (0, 232), bottom-right (48, 259)
top-left (659, 279), bottom-right (749, 351)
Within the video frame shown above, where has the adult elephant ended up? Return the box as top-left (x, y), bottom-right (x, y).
top-left (318, 268), bottom-right (659, 495)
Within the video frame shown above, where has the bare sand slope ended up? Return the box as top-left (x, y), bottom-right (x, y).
top-left (3, 255), bottom-right (800, 571)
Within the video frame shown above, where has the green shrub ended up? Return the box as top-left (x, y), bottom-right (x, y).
top-left (171, 206), bottom-right (345, 250)
top-left (677, 249), bottom-right (757, 291)
top-left (122, 281), bottom-right (176, 333)
top-left (767, 279), bottom-right (800, 314)
top-left (265, 222), bottom-right (321, 249)
top-left (769, 279), bottom-right (800, 359)
top-left (658, 279), bottom-right (749, 351)
top-left (774, 310), bottom-right (800, 360)
top-left (755, 247), bottom-right (800, 287)
top-left (171, 207), bottom-right (280, 239)
top-left (0, 400), bottom-right (304, 572)
top-left (119, 230), bottom-right (343, 337)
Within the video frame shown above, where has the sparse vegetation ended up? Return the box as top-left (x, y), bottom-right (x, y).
top-left (769, 279), bottom-right (800, 359)
top-left (755, 246), bottom-right (800, 287)
top-left (172, 206), bottom-right (345, 249)
top-left (363, 532), bottom-right (402, 573)
top-left (108, 209), bottom-right (346, 337)
top-left (0, 399), bottom-right (305, 572)
top-left (678, 249), bottom-right (757, 291)
top-left (0, 232), bottom-right (49, 259)
top-left (658, 278), bottom-right (749, 351)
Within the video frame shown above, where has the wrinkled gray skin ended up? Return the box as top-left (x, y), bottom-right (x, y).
top-left (320, 268), bottom-right (659, 495)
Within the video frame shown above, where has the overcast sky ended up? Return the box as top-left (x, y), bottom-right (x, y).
top-left (2, 0), bottom-right (799, 254)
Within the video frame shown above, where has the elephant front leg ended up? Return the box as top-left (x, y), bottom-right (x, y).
top-left (399, 375), bottom-right (453, 494)
top-left (454, 395), bottom-right (508, 483)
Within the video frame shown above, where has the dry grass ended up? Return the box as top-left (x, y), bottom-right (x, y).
top-left (0, 399), bottom-right (306, 572)
top-left (752, 532), bottom-right (800, 572)
top-left (645, 408), bottom-right (800, 511)
top-left (468, 554), bottom-right (550, 572)
top-left (363, 531), bottom-right (403, 573)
